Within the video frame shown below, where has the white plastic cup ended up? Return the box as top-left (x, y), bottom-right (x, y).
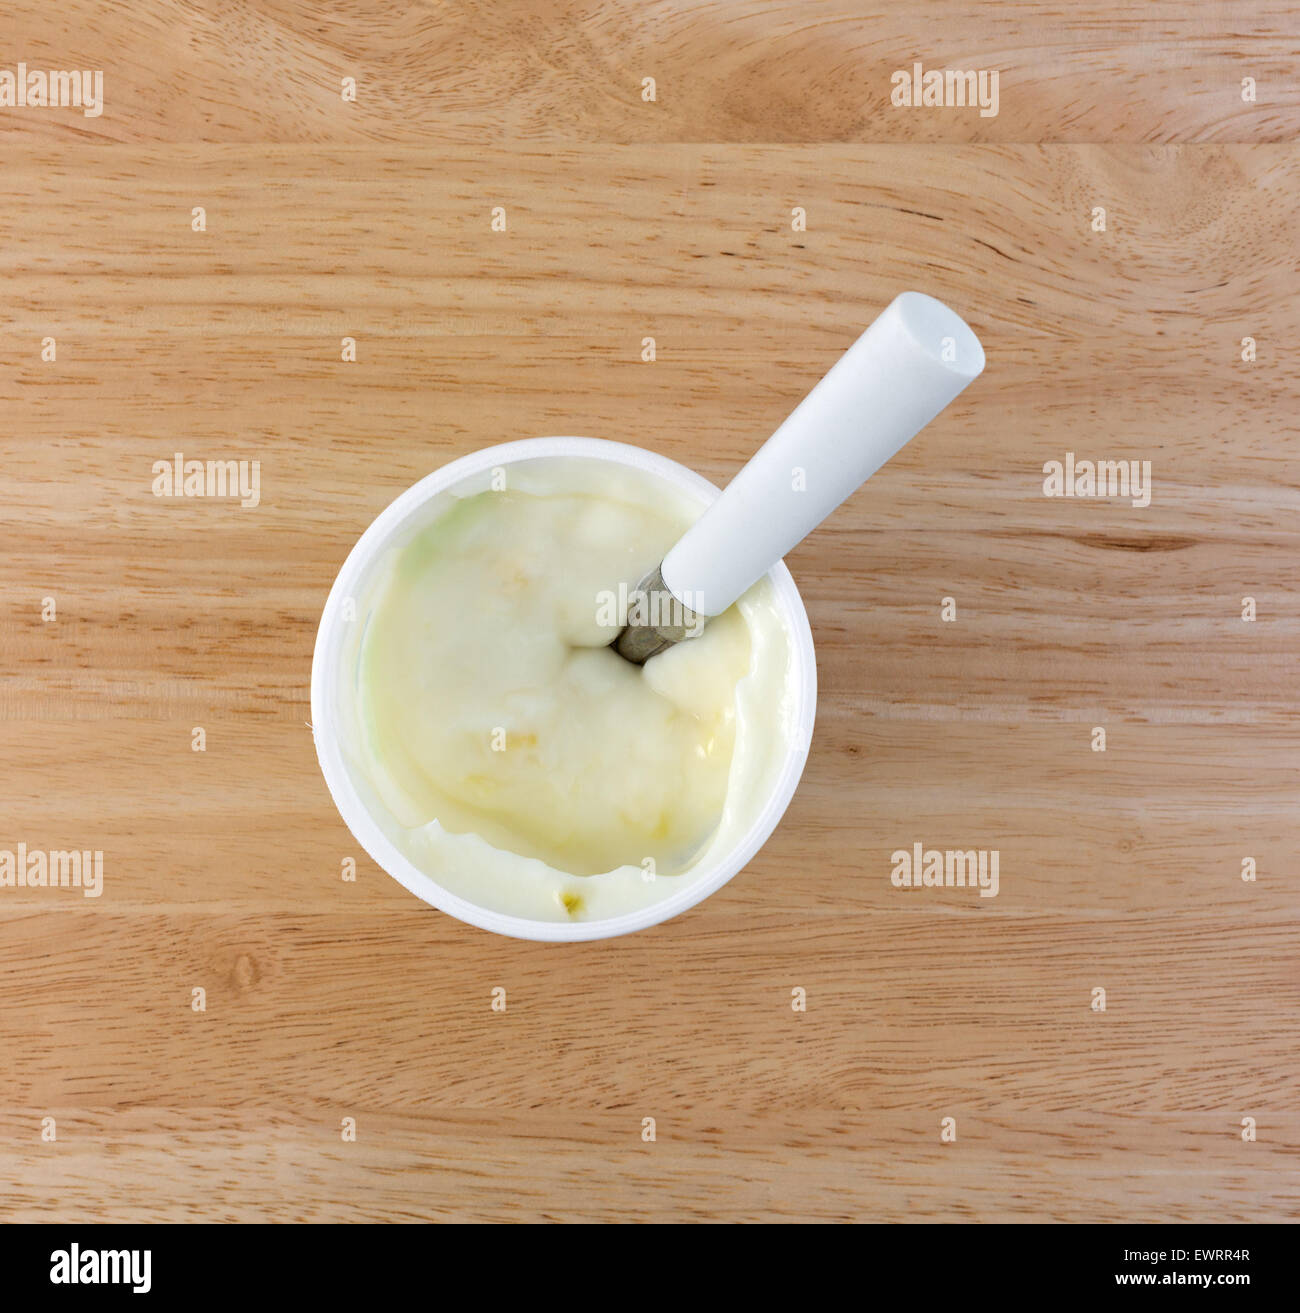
top-left (310, 437), bottom-right (818, 942)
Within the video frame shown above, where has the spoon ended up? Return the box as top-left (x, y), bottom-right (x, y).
top-left (613, 291), bottom-right (985, 663)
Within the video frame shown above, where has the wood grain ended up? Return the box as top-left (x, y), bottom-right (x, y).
top-left (1, 5), bottom-right (1298, 1225)
top-left (1, 0), bottom-right (1298, 143)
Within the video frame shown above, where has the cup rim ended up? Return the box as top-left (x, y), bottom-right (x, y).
top-left (310, 436), bottom-right (818, 941)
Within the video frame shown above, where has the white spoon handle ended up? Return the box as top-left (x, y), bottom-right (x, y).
top-left (661, 292), bottom-right (985, 617)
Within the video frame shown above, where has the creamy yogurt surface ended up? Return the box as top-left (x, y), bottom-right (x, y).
top-left (342, 457), bottom-right (795, 922)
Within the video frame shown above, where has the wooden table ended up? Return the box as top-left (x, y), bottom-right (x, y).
top-left (1, 1), bottom-right (1297, 1222)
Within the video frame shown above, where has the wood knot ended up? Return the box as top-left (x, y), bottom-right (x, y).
top-left (232, 953), bottom-right (259, 992)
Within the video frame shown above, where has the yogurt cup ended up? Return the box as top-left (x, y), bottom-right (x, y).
top-left (310, 437), bottom-right (817, 941)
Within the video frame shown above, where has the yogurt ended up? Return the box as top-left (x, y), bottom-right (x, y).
top-left (339, 456), bottom-right (796, 922)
